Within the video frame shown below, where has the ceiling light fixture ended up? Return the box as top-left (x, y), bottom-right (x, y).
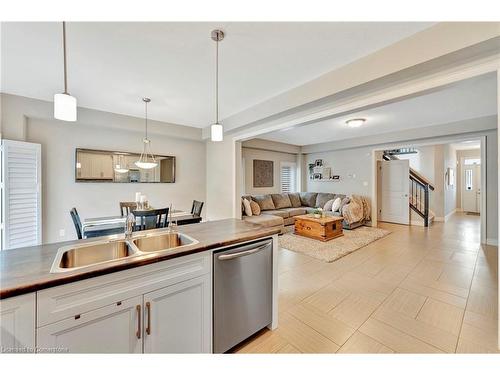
top-left (114, 155), bottom-right (129, 174)
top-left (135, 98), bottom-right (158, 169)
top-left (345, 118), bottom-right (366, 128)
top-left (54, 21), bottom-right (77, 122)
top-left (210, 29), bottom-right (225, 142)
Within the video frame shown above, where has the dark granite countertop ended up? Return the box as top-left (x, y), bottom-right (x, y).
top-left (0, 219), bottom-right (280, 299)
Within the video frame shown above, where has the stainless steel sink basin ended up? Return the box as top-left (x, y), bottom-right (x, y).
top-left (51, 232), bottom-right (199, 273)
top-left (132, 232), bottom-right (198, 253)
top-left (54, 240), bottom-right (136, 271)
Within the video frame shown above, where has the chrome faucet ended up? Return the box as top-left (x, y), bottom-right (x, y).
top-left (167, 203), bottom-right (177, 233)
top-left (125, 212), bottom-right (135, 239)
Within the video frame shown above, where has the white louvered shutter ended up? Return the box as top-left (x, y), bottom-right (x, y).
top-left (1, 140), bottom-right (42, 250)
top-left (280, 163), bottom-right (296, 194)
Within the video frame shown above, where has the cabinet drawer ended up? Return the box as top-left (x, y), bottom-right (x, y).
top-left (37, 251), bottom-right (210, 327)
top-left (37, 295), bottom-right (142, 353)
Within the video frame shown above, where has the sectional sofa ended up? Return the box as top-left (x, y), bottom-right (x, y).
top-left (242, 192), bottom-right (367, 232)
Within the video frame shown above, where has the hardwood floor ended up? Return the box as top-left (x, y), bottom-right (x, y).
top-left (235, 213), bottom-right (499, 353)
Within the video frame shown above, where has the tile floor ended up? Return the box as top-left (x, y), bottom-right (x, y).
top-left (235, 213), bottom-right (499, 353)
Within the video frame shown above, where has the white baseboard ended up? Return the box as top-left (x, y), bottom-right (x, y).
top-left (444, 209), bottom-right (456, 222)
top-left (486, 238), bottom-right (498, 246)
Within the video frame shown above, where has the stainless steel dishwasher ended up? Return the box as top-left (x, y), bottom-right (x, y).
top-left (213, 238), bottom-right (273, 353)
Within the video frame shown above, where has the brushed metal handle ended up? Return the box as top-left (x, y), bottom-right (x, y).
top-left (136, 305), bottom-right (141, 339)
top-left (218, 243), bottom-right (269, 261)
top-left (146, 302), bottom-right (151, 335)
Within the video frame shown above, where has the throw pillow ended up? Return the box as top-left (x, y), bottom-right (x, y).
top-left (323, 199), bottom-right (335, 211)
top-left (271, 193), bottom-right (292, 209)
top-left (242, 198), bottom-right (253, 217)
top-left (249, 200), bottom-right (261, 216)
top-left (288, 193), bottom-right (302, 208)
top-left (331, 197), bottom-right (342, 212)
top-left (339, 197), bottom-right (351, 212)
top-left (253, 194), bottom-right (275, 211)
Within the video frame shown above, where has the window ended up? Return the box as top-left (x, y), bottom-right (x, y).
top-left (464, 158), bottom-right (481, 165)
top-left (465, 169), bottom-right (473, 191)
top-left (280, 162), bottom-right (296, 193)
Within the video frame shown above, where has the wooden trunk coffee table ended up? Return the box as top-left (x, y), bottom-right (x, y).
top-left (294, 214), bottom-right (344, 242)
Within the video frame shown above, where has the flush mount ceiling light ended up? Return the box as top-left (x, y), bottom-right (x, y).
top-left (210, 29), bottom-right (225, 142)
top-left (345, 118), bottom-right (366, 128)
top-left (54, 21), bottom-right (77, 122)
top-left (135, 98), bottom-right (158, 169)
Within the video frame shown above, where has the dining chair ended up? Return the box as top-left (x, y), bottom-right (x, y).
top-left (120, 201), bottom-right (138, 217)
top-left (132, 208), bottom-right (169, 231)
top-left (70, 207), bottom-right (83, 239)
top-left (191, 200), bottom-right (204, 217)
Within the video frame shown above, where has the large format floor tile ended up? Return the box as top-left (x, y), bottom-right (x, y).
top-left (235, 213), bottom-right (498, 354)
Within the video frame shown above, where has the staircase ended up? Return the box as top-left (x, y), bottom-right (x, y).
top-left (383, 153), bottom-right (435, 227)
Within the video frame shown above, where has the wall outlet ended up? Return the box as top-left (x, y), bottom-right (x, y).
top-left (59, 229), bottom-right (65, 237)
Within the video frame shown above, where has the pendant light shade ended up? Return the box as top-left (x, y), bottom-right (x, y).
top-left (54, 21), bottom-right (77, 122)
top-left (210, 30), bottom-right (224, 142)
top-left (54, 93), bottom-right (77, 121)
top-left (135, 98), bottom-right (158, 169)
top-left (211, 123), bottom-right (223, 142)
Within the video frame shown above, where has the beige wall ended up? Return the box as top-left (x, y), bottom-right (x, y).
top-left (242, 147), bottom-right (297, 195)
top-left (1, 94), bottom-right (206, 243)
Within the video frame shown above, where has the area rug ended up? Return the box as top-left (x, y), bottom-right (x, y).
top-left (278, 226), bottom-right (391, 262)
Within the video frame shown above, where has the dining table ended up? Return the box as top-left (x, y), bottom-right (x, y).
top-left (82, 209), bottom-right (202, 238)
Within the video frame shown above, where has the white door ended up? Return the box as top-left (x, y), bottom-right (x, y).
top-left (380, 160), bottom-right (410, 225)
top-left (143, 275), bottom-right (211, 353)
top-left (463, 163), bottom-right (481, 213)
top-left (37, 296), bottom-right (142, 353)
top-left (0, 293), bottom-right (36, 351)
top-left (1, 140), bottom-right (42, 250)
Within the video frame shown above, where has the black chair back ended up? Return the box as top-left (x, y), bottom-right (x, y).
top-left (70, 207), bottom-right (83, 239)
top-left (191, 200), bottom-right (204, 217)
top-left (120, 201), bottom-right (138, 217)
top-left (132, 208), bottom-right (169, 231)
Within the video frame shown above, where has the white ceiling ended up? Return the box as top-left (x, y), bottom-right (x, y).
top-left (1, 22), bottom-right (434, 127)
top-left (260, 73), bottom-right (498, 146)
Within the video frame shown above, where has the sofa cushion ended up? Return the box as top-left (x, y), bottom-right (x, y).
top-left (243, 214), bottom-right (284, 228)
top-left (253, 194), bottom-right (275, 211)
top-left (263, 209), bottom-right (289, 218)
top-left (299, 192), bottom-right (318, 207)
top-left (338, 197), bottom-right (351, 213)
top-left (271, 193), bottom-right (292, 209)
top-left (281, 207), bottom-right (307, 217)
top-left (303, 207), bottom-right (316, 214)
top-left (315, 193), bottom-right (335, 208)
top-left (250, 200), bottom-right (261, 216)
top-left (288, 193), bottom-right (302, 208)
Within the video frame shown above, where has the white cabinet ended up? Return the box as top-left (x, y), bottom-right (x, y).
top-left (0, 293), bottom-right (36, 352)
top-left (37, 296), bottom-right (142, 353)
top-left (76, 151), bottom-right (113, 180)
top-left (143, 274), bottom-right (211, 353)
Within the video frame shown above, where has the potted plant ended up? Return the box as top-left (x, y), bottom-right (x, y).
top-left (313, 207), bottom-right (323, 218)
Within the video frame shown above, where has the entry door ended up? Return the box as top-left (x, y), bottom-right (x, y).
top-left (380, 160), bottom-right (410, 225)
top-left (463, 163), bottom-right (481, 213)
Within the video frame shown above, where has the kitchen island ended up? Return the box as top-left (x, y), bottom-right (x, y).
top-left (0, 219), bottom-right (280, 353)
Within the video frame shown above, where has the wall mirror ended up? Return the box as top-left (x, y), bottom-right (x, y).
top-left (75, 148), bottom-right (175, 183)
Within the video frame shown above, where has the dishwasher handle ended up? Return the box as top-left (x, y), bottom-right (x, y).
top-left (217, 243), bottom-right (270, 261)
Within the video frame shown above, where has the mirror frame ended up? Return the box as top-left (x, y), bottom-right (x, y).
top-left (74, 148), bottom-right (176, 183)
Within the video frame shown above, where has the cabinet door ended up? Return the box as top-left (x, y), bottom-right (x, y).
top-left (37, 296), bottom-right (142, 353)
top-left (143, 274), bottom-right (211, 353)
top-left (0, 293), bottom-right (36, 352)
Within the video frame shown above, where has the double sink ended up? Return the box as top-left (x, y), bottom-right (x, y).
top-left (51, 232), bottom-right (199, 273)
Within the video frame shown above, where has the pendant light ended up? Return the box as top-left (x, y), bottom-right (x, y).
top-left (114, 154), bottom-right (129, 173)
top-left (135, 98), bottom-right (158, 169)
top-left (54, 21), bottom-right (77, 121)
top-left (210, 29), bottom-right (224, 142)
